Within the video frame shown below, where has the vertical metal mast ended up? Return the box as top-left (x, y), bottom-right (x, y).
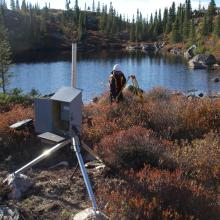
top-left (71, 43), bottom-right (77, 88)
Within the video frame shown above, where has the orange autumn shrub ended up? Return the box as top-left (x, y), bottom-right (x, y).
top-left (97, 165), bottom-right (220, 220)
top-left (0, 104), bottom-right (34, 134)
top-left (82, 103), bottom-right (119, 145)
top-left (95, 126), bottom-right (175, 171)
top-left (83, 89), bottom-right (220, 145)
top-left (171, 131), bottom-right (220, 187)
top-left (0, 104), bottom-right (41, 164)
top-left (143, 93), bottom-right (220, 140)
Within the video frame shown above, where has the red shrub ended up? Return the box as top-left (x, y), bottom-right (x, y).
top-left (95, 126), bottom-right (175, 171)
top-left (0, 104), bottom-right (33, 134)
top-left (0, 104), bottom-right (41, 164)
top-left (171, 131), bottom-right (220, 188)
top-left (83, 90), bottom-right (220, 145)
top-left (97, 166), bottom-right (220, 219)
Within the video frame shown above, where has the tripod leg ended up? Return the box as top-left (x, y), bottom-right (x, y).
top-left (72, 137), bottom-right (98, 212)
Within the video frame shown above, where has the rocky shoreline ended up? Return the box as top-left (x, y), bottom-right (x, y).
top-left (165, 44), bottom-right (220, 70)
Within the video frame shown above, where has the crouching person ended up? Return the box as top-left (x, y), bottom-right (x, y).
top-left (109, 64), bottom-right (126, 103)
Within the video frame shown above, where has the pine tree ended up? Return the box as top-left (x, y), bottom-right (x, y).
top-left (179, 3), bottom-right (185, 34)
top-left (189, 18), bottom-right (196, 44)
top-left (166, 7), bottom-right (173, 33)
top-left (183, 0), bottom-right (192, 40)
top-left (142, 19), bottom-right (149, 40)
top-left (16, 0), bottom-right (20, 10)
top-left (163, 8), bottom-right (168, 33)
top-left (208, 0), bottom-right (216, 16)
top-left (1, 0), bottom-right (7, 9)
top-left (21, 0), bottom-right (27, 11)
top-left (135, 9), bottom-right (140, 41)
top-left (0, 25), bottom-right (12, 94)
top-left (214, 13), bottom-right (220, 37)
top-left (183, 14), bottom-right (190, 40)
top-left (130, 15), bottom-right (135, 41)
top-left (92, 0), bottom-right (95, 12)
top-left (171, 2), bottom-right (176, 22)
top-left (157, 9), bottom-right (163, 35)
top-left (99, 10), bottom-right (106, 31)
top-left (201, 14), bottom-right (209, 36)
top-left (207, 0), bottom-right (216, 33)
top-left (74, 0), bottom-right (80, 24)
top-left (10, 0), bottom-right (15, 10)
top-left (111, 16), bottom-right (117, 36)
top-left (78, 12), bottom-right (86, 40)
top-left (65, 0), bottom-right (70, 10)
top-left (97, 1), bottom-right (100, 14)
top-left (171, 17), bottom-right (181, 43)
top-left (185, 0), bottom-right (192, 19)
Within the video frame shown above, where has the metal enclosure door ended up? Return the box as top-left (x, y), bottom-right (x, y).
top-left (69, 93), bottom-right (82, 136)
top-left (34, 98), bottom-right (53, 134)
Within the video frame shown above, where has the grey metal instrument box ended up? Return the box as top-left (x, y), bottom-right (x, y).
top-left (34, 87), bottom-right (82, 137)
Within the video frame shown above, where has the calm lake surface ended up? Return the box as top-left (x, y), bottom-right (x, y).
top-left (9, 50), bottom-right (220, 102)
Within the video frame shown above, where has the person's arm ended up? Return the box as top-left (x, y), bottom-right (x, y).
top-left (109, 74), bottom-right (116, 93)
top-left (122, 73), bottom-right (126, 87)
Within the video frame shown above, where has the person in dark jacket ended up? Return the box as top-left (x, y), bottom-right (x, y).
top-left (109, 64), bottom-right (126, 103)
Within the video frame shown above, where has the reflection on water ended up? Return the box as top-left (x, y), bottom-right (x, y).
top-left (9, 50), bottom-right (220, 102)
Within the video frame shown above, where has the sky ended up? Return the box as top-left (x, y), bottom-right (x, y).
top-left (6, 0), bottom-right (217, 19)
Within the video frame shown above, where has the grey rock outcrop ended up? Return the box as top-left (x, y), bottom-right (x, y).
top-left (142, 44), bottom-right (156, 51)
top-left (0, 206), bottom-right (20, 220)
top-left (170, 48), bottom-right (182, 55)
top-left (188, 60), bottom-right (207, 69)
top-left (184, 45), bottom-right (196, 60)
top-left (4, 174), bottom-right (34, 200)
top-left (189, 54), bottom-right (217, 69)
top-left (73, 208), bottom-right (108, 220)
top-left (213, 77), bottom-right (220, 83)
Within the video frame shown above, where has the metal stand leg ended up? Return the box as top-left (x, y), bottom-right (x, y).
top-left (72, 137), bottom-right (98, 212)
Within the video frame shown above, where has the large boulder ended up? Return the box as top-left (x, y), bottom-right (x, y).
top-left (0, 206), bottom-right (20, 220)
top-left (142, 44), bottom-right (156, 51)
top-left (73, 208), bottom-right (108, 220)
top-left (188, 60), bottom-right (207, 69)
top-left (169, 48), bottom-right (182, 55)
top-left (184, 45), bottom-right (196, 60)
top-left (4, 174), bottom-right (34, 200)
top-left (194, 54), bottom-right (216, 65)
top-left (188, 54), bottom-right (217, 69)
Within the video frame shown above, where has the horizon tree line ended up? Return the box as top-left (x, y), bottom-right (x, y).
top-left (1, 0), bottom-right (220, 44)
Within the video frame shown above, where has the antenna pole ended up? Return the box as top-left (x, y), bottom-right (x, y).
top-left (71, 43), bottom-right (77, 88)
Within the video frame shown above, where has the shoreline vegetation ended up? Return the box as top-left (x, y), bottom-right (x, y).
top-left (1, 88), bottom-right (220, 218)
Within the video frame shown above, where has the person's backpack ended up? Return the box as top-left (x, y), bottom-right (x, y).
top-left (113, 71), bottom-right (126, 91)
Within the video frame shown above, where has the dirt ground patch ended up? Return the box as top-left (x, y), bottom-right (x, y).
top-left (0, 166), bottom-right (103, 220)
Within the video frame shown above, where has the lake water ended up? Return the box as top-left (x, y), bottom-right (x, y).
top-left (9, 50), bottom-right (220, 102)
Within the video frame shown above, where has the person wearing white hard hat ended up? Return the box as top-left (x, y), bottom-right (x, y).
top-left (109, 64), bottom-right (126, 103)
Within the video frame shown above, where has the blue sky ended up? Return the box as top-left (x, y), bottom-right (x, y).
top-left (6, 0), bottom-right (216, 19)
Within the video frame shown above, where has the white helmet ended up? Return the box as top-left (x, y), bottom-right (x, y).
top-left (113, 64), bottom-right (121, 72)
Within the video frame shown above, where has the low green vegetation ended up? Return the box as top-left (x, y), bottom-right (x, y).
top-left (0, 88), bottom-right (40, 112)
top-left (0, 23), bottom-right (12, 94)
